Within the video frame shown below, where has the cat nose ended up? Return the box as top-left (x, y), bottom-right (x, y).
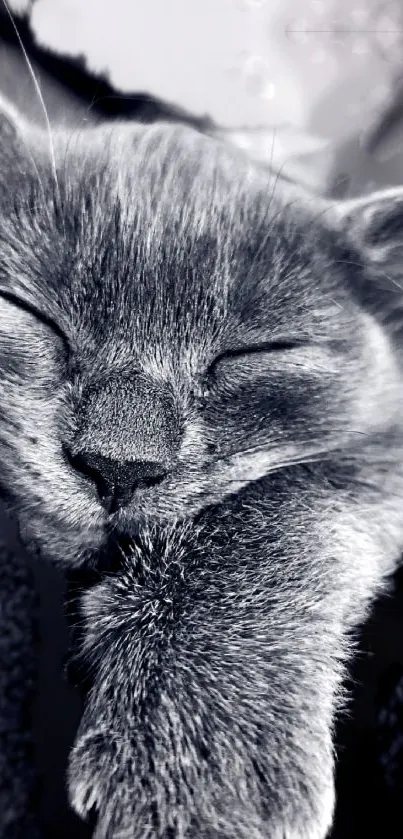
top-left (66, 449), bottom-right (167, 511)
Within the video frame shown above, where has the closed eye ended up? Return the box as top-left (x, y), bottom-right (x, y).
top-left (208, 338), bottom-right (309, 371)
top-left (0, 289), bottom-right (68, 348)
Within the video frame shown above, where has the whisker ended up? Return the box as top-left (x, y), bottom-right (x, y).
top-left (0, 97), bottom-right (51, 220)
top-left (1, 0), bottom-right (62, 208)
top-left (216, 451), bottom-right (329, 489)
top-left (208, 426), bottom-right (399, 491)
top-left (232, 428), bottom-right (376, 460)
top-left (16, 136), bottom-right (50, 218)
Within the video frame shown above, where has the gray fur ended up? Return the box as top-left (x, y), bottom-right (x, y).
top-left (2, 97), bottom-right (403, 837)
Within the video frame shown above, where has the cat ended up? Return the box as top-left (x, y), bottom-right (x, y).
top-left (2, 92), bottom-right (403, 838)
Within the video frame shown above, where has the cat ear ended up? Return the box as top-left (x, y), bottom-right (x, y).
top-left (332, 187), bottom-right (403, 284)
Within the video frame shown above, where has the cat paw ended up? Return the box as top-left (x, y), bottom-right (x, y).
top-left (68, 728), bottom-right (113, 821)
top-left (68, 726), bottom-right (335, 839)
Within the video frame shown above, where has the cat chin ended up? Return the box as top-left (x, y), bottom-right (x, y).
top-left (14, 498), bottom-right (190, 566)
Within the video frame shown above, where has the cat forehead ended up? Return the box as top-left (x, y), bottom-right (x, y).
top-left (0, 121), bottom-right (341, 352)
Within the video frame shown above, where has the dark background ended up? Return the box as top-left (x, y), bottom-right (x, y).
top-left (1, 8), bottom-right (403, 837)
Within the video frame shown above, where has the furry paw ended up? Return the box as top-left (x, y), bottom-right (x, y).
top-left (68, 725), bottom-right (335, 839)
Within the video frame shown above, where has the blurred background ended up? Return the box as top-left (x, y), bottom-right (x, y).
top-left (5, 0), bottom-right (403, 194)
top-left (1, 1), bottom-right (403, 837)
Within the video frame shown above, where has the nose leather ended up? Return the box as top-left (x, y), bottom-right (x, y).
top-left (66, 450), bottom-right (167, 511)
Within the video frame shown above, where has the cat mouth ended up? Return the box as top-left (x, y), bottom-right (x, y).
top-left (107, 503), bottom-right (156, 535)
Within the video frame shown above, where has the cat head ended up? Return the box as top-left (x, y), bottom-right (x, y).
top-left (0, 96), bottom-right (402, 564)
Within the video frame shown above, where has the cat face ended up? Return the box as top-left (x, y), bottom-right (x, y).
top-left (0, 103), bottom-right (401, 564)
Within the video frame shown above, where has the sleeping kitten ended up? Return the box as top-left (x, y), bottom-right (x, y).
top-left (1, 95), bottom-right (403, 838)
